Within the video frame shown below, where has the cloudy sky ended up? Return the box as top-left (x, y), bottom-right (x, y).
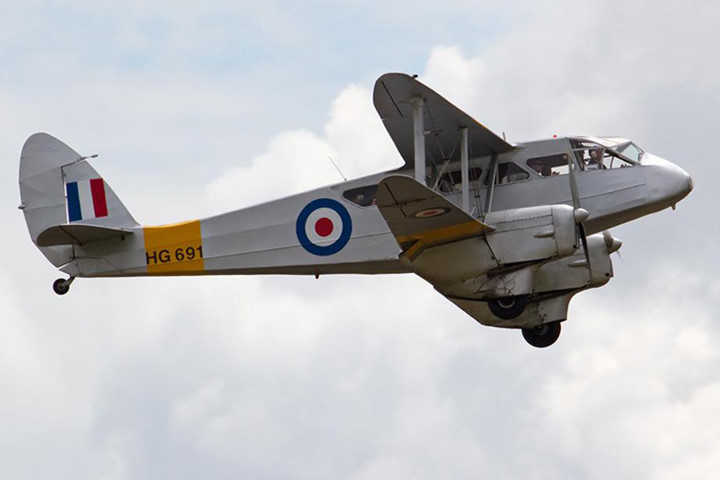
top-left (2, 1), bottom-right (719, 478)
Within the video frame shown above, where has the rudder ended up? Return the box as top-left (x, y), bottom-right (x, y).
top-left (19, 133), bottom-right (138, 267)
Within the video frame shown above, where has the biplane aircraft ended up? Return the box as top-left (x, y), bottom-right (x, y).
top-left (19, 73), bottom-right (693, 347)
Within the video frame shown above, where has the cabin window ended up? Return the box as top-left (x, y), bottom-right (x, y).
top-left (342, 185), bottom-right (377, 207)
top-left (437, 167), bottom-right (483, 192)
top-left (488, 162), bottom-right (530, 185)
top-left (526, 154), bottom-right (570, 177)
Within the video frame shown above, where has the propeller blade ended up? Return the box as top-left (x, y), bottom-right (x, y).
top-left (573, 208), bottom-right (589, 255)
top-left (577, 222), bottom-right (591, 279)
top-left (567, 153), bottom-right (581, 210)
top-left (603, 230), bottom-right (622, 254)
top-left (567, 154), bottom-right (591, 279)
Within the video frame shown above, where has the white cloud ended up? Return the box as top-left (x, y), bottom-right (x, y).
top-left (203, 128), bottom-right (339, 212)
top-left (203, 83), bottom-right (400, 214)
top-left (324, 84), bottom-right (402, 178)
top-left (534, 268), bottom-right (720, 478)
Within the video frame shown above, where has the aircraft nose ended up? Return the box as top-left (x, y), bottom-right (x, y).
top-left (644, 154), bottom-right (693, 208)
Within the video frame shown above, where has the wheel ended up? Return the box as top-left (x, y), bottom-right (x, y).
top-left (53, 278), bottom-right (70, 295)
top-left (488, 295), bottom-right (529, 320)
top-left (522, 322), bottom-right (562, 348)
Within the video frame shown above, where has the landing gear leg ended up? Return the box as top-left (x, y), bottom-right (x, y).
top-left (52, 277), bottom-right (74, 296)
top-left (521, 321), bottom-right (562, 348)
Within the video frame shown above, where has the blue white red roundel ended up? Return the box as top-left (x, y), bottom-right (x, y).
top-left (296, 198), bottom-right (352, 256)
top-left (413, 207), bottom-right (450, 219)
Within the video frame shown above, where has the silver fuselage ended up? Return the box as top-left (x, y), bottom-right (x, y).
top-left (62, 136), bottom-right (692, 279)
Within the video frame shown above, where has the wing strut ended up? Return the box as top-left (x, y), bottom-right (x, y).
top-left (484, 153), bottom-right (499, 214)
top-left (460, 127), bottom-right (470, 212)
top-left (412, 97), bottom-right (426, 186)
top-left (373, 73), bottom-right (517, 201)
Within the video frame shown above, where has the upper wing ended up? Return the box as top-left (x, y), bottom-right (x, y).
top-left (373, 73), bottom-right (516, 170)
top-left (375, 175), bottom-right (494, 261)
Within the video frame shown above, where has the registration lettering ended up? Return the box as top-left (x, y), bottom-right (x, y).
top-left (146, 245), bottom-right (203, 265)
top-left (143, 220), bottom-right (205, 274)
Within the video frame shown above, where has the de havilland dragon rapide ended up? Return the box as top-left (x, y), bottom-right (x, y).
top-left (19, 73), bottom-right (692, 347)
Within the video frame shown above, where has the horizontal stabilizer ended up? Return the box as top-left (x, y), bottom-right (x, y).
top-left (36, 224), bottom-right (134, 246)
top-left (376, 175), bottom-right (493, 259)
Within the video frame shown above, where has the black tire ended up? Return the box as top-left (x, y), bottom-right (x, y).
top-left (488, 295), bottom-right (529, 320)
top-left (53, 278), bottom-right (70, 295)
top-left (522, 322), bottom-right (562, 348)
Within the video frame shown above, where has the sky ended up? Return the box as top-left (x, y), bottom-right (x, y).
top-left (1, 1), bottom-right (719, 478)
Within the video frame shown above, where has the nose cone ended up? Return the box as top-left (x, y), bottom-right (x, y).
top-left (643, 154), bottom-right (693, 208)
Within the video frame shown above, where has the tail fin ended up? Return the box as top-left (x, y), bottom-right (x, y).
top-left (19, 133), bottom-right (138, 267)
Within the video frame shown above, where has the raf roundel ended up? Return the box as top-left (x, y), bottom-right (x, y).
top-left (413, 207), bottom-right (450, 219)
top-left (296, 198), bottom-right (352, 256)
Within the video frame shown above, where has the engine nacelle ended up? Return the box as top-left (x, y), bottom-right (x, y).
top-left (477, 232), bottom-right (616, 299)
top-left (445, 232), bottom-right (620, 329)
top-left (482, 204), bottom-right (583, 266)
top-left (407, 204), bottom-right (584, 289)
top-left (534, 233), bottom-right (616, 293)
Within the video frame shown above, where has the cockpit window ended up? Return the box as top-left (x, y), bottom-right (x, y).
top-left (615, 142), bottom-right (644, 162)
top-left (343, 185), bottom-right (377, 207)
top-left (571, 139), bottom-right (636, 171)
top-left (526, 154), bottom-right (570, 177)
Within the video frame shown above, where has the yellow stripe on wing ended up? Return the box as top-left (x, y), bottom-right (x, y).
top-left (395, 220), bottom-right (490, 261)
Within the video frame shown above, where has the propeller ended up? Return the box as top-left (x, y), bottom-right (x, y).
top-left (603, 230), bottom-right (622, 256)
top-left (567, 154), bottom-right (592, 277)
